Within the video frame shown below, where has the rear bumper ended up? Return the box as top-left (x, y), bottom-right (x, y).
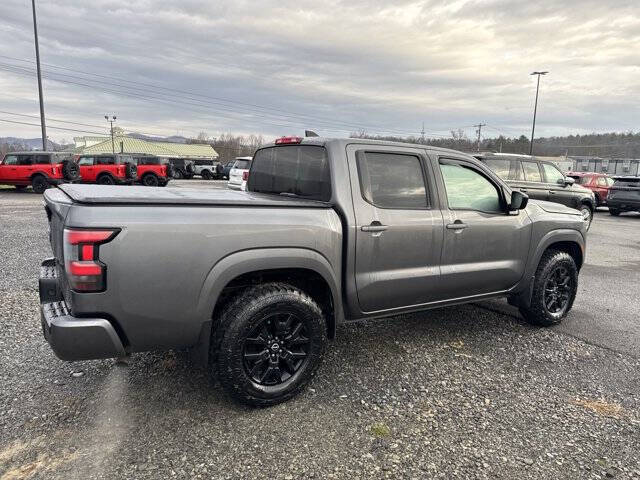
top-left (607, 198), bottom-right (640, 211)
top-left (39, 258), bottom-right (126, 361)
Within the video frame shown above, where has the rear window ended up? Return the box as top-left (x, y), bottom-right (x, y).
top-left (136, 157), bottom-right (161, 165)
top-left (248, 145), bottom-right (331, 201)
top-left (233, 159), bottom-right (251, 169)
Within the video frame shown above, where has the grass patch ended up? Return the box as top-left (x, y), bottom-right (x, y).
top-left (570, 398), bottom-right (624, 418)
top-left (370, 422), bottom-right (391, 437)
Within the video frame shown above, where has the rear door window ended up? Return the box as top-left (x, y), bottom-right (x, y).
top-left (249, 145), bottom-right (330, 201)
top-left (522, 161), bottom-right (542, 182)
top-left (78, 157), bottom-right (94, 166)
top-left (17, 155), bottom-right (34, 166)
top-left (357, 152), bottom-right (428, 209)
top-left (596, 177), bottom-right (607, 187)
top-left (96, 156), bottom-right (115, 165)
top-left (33, 154), bottom-right (51, 165)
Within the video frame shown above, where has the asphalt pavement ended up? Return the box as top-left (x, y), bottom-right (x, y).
top-left (0, 182), bottom-right (639, 480)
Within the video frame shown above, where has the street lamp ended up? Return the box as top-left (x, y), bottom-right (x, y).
top-left (105, 115), bottom-right (116, 153)
top-left (529, 71), bottom-right (548, 155)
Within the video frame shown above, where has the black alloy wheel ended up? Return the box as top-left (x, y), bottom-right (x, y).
top-left (243, 312), bottom-right (310, 386)
top-left (543, 265), bottom-right (573, 317)
top-left (142, 174), bottom-right (159, 187)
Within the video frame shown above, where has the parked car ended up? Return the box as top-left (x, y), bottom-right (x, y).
top-left (475, 153), bottom-right (596, 229)
top-left (40, 136), bottom-right (587, 406)
top-left (131, 155), bottom-right (172, 187)
top-left (221, 160), bottom-right (236, 180)
top-left (168, 158), bottom-right (195, 179)
top-left (76, 154), bottom-right (137, 185)
top-left (566, 172), bottom-right (614, 207)
top-left (0, 151), bottom-right (79, 193)
top-left (607, 176), bottom-right (640, 216)
top-left (191, 159), bottom-right (223, 180)
top-left (227, 156), bottom-right (252, 190)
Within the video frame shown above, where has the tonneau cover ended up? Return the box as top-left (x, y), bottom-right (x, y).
top-left (57, 184), bottom-right (331, 208)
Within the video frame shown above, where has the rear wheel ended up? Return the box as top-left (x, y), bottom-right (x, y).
top-left (173, 170), bottom-right (183, 180)
top-left (212, 283), bottom-right (328, 407)
top-left (201, 170), bottom-right (212, 180)
top-left (520, 250), bottom-right (578, 327)
top-left (31, 175), bottom-right (48, 194)
top-left (142, 174), bottom-right (159, 187)
top-left (97, 174), bottom-right (115, 185)
top-left (609, 209), bottom-right (620, 216)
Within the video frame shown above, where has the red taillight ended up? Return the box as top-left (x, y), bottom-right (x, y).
top-left (118, 165), bottom-right (125, 176)
top-left (275, 136), bottom-right (302, 145)
top-left (242, 171), bottom-right (249, 181)
top-left (63, 228), bottom-right (118, 292)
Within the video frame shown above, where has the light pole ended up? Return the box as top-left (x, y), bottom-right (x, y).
top-left (31, 0), bottom-right (47, 151)
top-left (105, 115), bottom-right (116, 153)
top-left (529, 71), bottom-right (548, 155)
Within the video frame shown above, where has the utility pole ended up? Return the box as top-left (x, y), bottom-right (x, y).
top-left (420, 122), bottom-right (425, 143)
top-left (473, 123), bottom-right (486, 152)
top-left (529, 71), bottom-right (548, 155)
top-left (31, 0), bottom-right (47, 151)
top-left (105, 115), bottom-right (116, 153)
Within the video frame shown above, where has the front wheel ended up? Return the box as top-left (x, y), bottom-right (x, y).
top-left (201, 170), bottom-right (212, 180)
top-left (97, 175), bottom-right (115, 185)
top-left (212, 283), bottom-right (328, 407)
top-left (519, 250), bottom-right (578, 327)
top-left (142, 174), bottom-right (159, 187)
top-left (579, 205), bottom-right (592, 230)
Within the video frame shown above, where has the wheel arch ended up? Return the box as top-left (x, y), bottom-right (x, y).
top-left (196, 248), bottom-right (343, 347)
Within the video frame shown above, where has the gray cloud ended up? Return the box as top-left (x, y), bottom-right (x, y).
top-left (0, 0), bottom-right (638, 142)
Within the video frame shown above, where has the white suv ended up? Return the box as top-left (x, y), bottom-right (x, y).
top-left (227, 157), bottom-right (252, 190)
top-left (192, 159), bottom-right (222, 180)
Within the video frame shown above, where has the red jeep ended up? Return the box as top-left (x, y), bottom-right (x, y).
top-left (0, 151), bottom-right (80, 193)
top-left (131, 155), bottom-right (173, 187)
top-left (567, 171), bottom-right (614, 207)
top-left (76, 154), bottom-right (137, 185)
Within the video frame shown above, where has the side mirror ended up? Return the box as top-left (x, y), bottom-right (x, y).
top-left (562, 177), bottom-right (575, 186)
top-left (509, 190), bottom-right (529, 211)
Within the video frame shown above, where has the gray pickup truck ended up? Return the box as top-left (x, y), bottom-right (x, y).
top-left (40, 136), bottom-right (587, 406)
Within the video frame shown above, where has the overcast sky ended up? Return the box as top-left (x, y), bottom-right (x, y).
top-left (0, 0), bottom-right (638, 143)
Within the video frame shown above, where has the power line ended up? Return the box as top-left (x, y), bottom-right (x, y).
top-left (0, 56), bottom-right (441, 137)
top-left (0, 117), bottom-right (107, 135)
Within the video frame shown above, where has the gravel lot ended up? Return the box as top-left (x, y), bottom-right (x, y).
top-left (1, 183), bottom-right (639, 480)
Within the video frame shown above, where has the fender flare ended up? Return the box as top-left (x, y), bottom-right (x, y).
top-left (196, 247), bottom-right (344, 335)
top-left (511, 228), bottom-right (585, 308)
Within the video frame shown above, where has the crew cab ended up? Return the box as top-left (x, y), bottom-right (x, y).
top-left (76, 154), bottom-right (137, 185)
top-left (40, 136), bottom-right (587, 406)
top-left (131, 155), bottom-right (172, 187)
top-left (0, 151), bottom-right (79, 193)
top-left (475, 153), bottom-right (596, 229)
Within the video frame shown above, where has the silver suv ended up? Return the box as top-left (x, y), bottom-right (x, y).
top-left (227, 156), bottom-right (252, 190)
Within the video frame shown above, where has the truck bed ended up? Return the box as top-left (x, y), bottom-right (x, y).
top-left (57, 184), bottom-right (331, 208)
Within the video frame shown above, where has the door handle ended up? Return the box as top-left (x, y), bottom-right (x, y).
top-left (361, 223), bottom-right (388, 232)
top-left (446, 221), bottom-right (468, 230)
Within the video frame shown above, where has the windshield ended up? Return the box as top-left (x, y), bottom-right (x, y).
top-left (248, 145), bottom-right (331, 201)
top-left (233, 159), bottom-right (251, 169)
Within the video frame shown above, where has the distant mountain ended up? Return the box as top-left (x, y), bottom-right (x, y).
top-left (127, 133), bottom-right (189, 144)
top-left (0, 137), bottom-right (63, 150)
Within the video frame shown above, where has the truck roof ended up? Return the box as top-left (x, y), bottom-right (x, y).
top-left (261, 137), bottom-right (479, 158)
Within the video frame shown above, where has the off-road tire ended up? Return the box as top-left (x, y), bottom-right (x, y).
top-left (519, 250), bottom-right (578, 327)
top-left (97, 174), bottom-right (115, 185)
top-left (173, 170), bottom-right (183, 180)
top-left (31, 175), bottom-right (48, 194)
top-left (212, 283), bottom-right (327, 407)
top-left (201, 170), bottom-right (212, 180)
top-left (61, 160), bottom-right (80, 181)
top-left (142, 173), bottom-right (159, 187)
top-left (609, 209), bottom-right (620, 216)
